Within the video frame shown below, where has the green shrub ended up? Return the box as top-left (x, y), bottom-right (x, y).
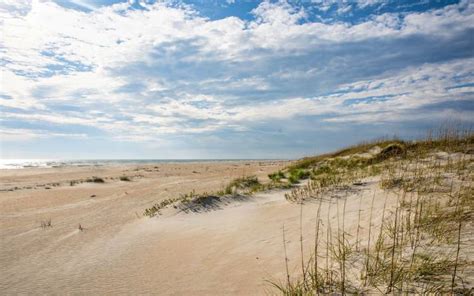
top-left (225, 175), bottom-right (262, 193)
top-left (268, 170), bottom-right (285, 182)
top-left (288, 174), bottom-right (300, 184)
top-left (287, 169), bottom-right (310, 184)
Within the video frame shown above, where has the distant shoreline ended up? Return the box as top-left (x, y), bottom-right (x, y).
top-left (0, 158), bottom-right (290, 170)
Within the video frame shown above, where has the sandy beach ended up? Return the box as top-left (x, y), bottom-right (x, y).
top-left (1, 145), bottom-right (473, 295)
top-left (1, 161), bottom-right (302, 294)
top-left (0, 160), bottom-right (393, 294)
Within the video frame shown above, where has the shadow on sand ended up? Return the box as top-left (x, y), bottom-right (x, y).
top-left (176, 194), bottom-right (254, 214)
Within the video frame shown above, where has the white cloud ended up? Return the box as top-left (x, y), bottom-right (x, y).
top-left (0, 127), bottom-right (88, 141)
top-left (0, 0), bottom-right (473, 145)
top-left (69, 0), bottom-right (97, 10)
top-left (356, 0), bottom-right (383, 9)
top-left (251, 1), bottom-right (306, 25)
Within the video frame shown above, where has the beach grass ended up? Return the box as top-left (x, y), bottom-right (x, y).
top-left (269, 127), bottom-right (473, 294)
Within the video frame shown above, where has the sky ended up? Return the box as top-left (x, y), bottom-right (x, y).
top-left (0, 0), bottom-right (473, 159)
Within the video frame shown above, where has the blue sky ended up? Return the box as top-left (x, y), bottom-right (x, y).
top-left (0, 0), bottom-right (473, 159)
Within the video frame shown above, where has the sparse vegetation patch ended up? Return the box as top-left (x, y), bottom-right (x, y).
top-left (119, 176), bottom-right (131, 181)
top-left (86, 176), bottom-right (105, 183)
top-left (40, 219), bottom-right (52, 229)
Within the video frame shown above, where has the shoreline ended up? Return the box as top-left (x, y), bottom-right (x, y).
top-left (0, 158), bottom-right (290, 170)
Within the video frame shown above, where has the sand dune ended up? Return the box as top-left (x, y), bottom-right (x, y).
top-left (0, 160), bottom-right (389, 295)
top-left (1, 151), bottom-right (472, 294)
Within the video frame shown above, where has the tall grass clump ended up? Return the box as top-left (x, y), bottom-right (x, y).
top-left (224, 175), bottom-right (262, 194)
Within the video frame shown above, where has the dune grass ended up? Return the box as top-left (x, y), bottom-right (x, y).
top-left (144, 175), bottom-right (267, 217)
top-left (223, 175), bottom-right (262, 194)
top-left (85, 176), bottom-right (105, 183)
top-left (270, 128), bottom-right (473, 294)
top-left (280, 127), bottom-right (473, 188)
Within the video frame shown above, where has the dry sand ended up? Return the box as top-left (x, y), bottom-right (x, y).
top-left (0, 161), bottom-right (438, 294)
top-left (0, 161), bottom-right (292, 294)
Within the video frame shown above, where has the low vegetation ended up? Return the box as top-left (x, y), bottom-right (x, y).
top-left (222, 175), bottom-right (262, 194)
top-left (144, 196), bottom-right (182, 217)
top-left (144, 172), bottom-right (296, 217)
top-left (270, 127), bottom-right (473, 294)
top-left (268, 170), bottom-right (285, 182)
top-left (145, 175), bottom-right (268, 217)
top-left (40, 219), bottom-right (52, 229)
top-left (288, 169), bottom-right (311, 184)
top-left (85, 176), bottom-right (105, 183)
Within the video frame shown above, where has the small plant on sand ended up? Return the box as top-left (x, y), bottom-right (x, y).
top-left (40, 219), bottom-right (52, 229)
top-left (225, 175), bottom-right (262, 194)
top-left (144, 197), bottom-right (181, 217)
top-left (86, 176), bottom-right (105, 183)
top-left (119, 176), bottom-right (131, 181)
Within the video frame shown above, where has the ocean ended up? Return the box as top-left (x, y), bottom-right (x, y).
top-left (0, 159), bottom-right (277, 170)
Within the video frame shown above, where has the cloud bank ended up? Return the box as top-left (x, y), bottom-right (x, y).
top-left (1, 0), bottom-right (473, 158)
